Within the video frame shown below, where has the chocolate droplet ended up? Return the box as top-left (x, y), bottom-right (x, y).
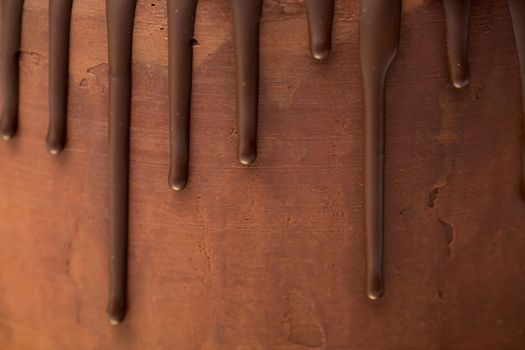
top-left (360, 0), bottom-right (402, 301)
top-left (232, 0), bottom-right (263, 165)
top-left (47, 0), bottom-right (73, 154)
top-left (0, 0), bottom-right (24, 140)
top-left (106, 0), bottom-right (137, 325)
top-left (167, 0), bottom-right (198, 191)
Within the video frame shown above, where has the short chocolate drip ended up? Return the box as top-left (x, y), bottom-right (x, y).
top-left (360, 0), bottom-right (402, 301)
top-left (106, 0), bottom-right (137, 325)
top-left (509, 0), bottom-right (525, 197)
top-left (305, 0), bottom-right (335, 60)
top-left (443, 0), bottom-right (471, 89)
top-left (167, 0), bottom-right (198, 191)
top-left (47, 0), bottom-right (73, 154)
top-left (0, 0), bottom-right (24, 140)
top-left (232, 0), bottom-right (263, 165)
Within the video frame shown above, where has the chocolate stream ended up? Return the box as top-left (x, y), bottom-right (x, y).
top-left (509, 0), bottom-right (525, 197)
top-left (360, 0), bottom-right (402, 301)
top-left (106, 0), bottom-right (137, 325)
top-left (443, 0), bottom-right (471, 89)
top-left (0, 0), bottom-right (24, 140)
top-left (47, 0), bottom-right (73, 154)
top-left (305, 0), bottom-right (335, 60)
top-left (232, 0), bottom-right (263, 165)
top-left (168, 0), bottom-right (198, 191)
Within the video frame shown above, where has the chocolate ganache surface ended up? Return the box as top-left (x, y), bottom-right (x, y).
top-left (0, 0), bottom-right (524, 348)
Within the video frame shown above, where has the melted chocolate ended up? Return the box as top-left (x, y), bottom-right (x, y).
top-left (305, 0), bottom-right (335, 60)
top-left (0, 0), bottom-right (24, 140)
top-left (360, 0), bottom-right (401, 301)
top-left (106, 0), bottom-right (137, 325)
top-left (443, 0), bottom-right (471, 89)
top-left (47, 0), bottom-right (73, 154)
top-left (232, 0), bottom-right (263, 165)
top-left (168, 0), bottom-right (198, 191)
top-left (509, 0), bottom-right (525, 196)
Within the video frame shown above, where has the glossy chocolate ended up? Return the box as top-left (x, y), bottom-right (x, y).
top-left (0, 0), bottom-right (24, 140)
top-left (305, 0), bottom-right (335, 60)
top-left (509, 0), bottom-right (525, 196)
top-left (443, 0), bottom-right (471, 89)
top-left (168, 0), bottom-right (198, 191)
top-left (106, 0), bottom-right (137, 325)
top-left (232, 0), bottom-right (263, 165)
top-left (47, 0), bottom-right (73, 154)
top-left (360, 0), bottom-right (402, 301)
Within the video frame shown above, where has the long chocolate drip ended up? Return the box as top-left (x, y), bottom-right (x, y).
top-left (106, 0), bottom-right (137, 325)
top-left (47, 0), bottom-right (73, 154)
top-left (232, 0), bottom-right (263, 165)
top-left (0, 0), bottom-right (24, 140)
top-left (167, 0), bottom-right (198, 191)
top-left (509, 0), bottom-right (525, 196)
top-left (360, 0), bottom-right (401, 301)
top-left (443, 0), bottom-right (471, 89)
top-left (304, 0), bottom-right (335, 60)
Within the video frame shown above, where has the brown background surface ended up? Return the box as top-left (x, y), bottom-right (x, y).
top-left (0, 0), bottom-right (524, 349)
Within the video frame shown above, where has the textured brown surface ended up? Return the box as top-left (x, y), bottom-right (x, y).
top-left (0, 0), bottom-right (524, 349)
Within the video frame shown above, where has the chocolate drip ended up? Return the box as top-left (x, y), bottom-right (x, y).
top-left (167, 0), bottom-right (198, 191)
top-left (232, 0), bottom-right (263, 165)
top-left (509, 0), bottom-right (525, 196)
top-left (305, 0), bottom-right (335, 60)
top-left (443, 0), bottom-right (471, 89)
top-left (106, 0), bottom-right (137, 325)
top-left (360, 0), bottom-right (401, 301)
top-left (47, 0), bottom-right (73, 154)
top-left (0, 0), bottom-right (24, 140)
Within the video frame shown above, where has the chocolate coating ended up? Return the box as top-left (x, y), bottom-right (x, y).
top-left (106, 0), bottom-right (137, 325)
top-left (509, 0), bottom-right (525, 197)
top-left (0, 0), bottom-right (24, 140)
top-left (443, 0), bottom-right (471, 89)
top-left (47, 0), bottom-right (73, 154)
top-left (305, 0), bottom-right (335, 60)
top-left (360, 0), bottom-right (401, 301)
top-left (232, 0), bottom-right (263, 165)
top-left (168, 0), bottom-right (198, 191)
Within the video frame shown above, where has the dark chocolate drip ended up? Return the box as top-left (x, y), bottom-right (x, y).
top-left (167, 0), bottom-right (198, 191)
top-left (305, 0), bottom-right (335, 60)
top-left (360, 0), bottom-right (401, 301)
top-left (0, 0), bottom-right (24, 140)
top-left (443, 0), bottom-right (471, 89)
top-left (232, 0), bottom-right (263, 165)
top-left (106, 0), bottom-right (137, 325)
top-left (509, 0), bottom-right (525, 196)
top-left (47, 0), bottom-right (73, 154)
